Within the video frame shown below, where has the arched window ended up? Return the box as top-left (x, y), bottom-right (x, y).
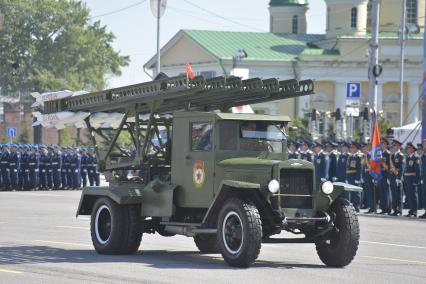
top-left (351, 7), bottom-right (357, 28)
top-left (292, 15), bottom-right (298, 34)
top-left (406, 0), bottom-right (418, 25)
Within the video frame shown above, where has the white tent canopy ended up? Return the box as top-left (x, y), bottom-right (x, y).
top-left (392, 121), bottom-right (422, 147)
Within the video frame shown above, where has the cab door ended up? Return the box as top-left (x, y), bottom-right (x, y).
top-left (171, 116), bottom-right (215, 208)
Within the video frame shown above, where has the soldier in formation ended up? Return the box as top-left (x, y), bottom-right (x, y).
top-left (0, 144), bottom-right (99, 191)
top-left (286, 137), bottom-right (426, 218)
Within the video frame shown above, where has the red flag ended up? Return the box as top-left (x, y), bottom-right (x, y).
top-left (186, 63), bottom-right (195, 80)
top-left (369, 111), bottom-right (382, 182)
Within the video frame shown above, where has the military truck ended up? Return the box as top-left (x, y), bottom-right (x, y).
top-left (42, 74), bottom-right (361, 267)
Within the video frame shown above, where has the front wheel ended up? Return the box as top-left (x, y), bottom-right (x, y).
top-left (315, 198), bottom-right (360, 267)
top-left (217, 198), bottom-right (262, 267)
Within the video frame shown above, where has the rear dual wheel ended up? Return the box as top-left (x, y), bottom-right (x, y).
top-left (91, 197), bottom-right (143, 255)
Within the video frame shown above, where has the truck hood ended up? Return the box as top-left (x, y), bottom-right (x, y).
top-left (218, 157), bottom-right (282, 168)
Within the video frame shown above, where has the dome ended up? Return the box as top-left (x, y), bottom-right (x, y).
top-left (269, 0), bottom-right (308, 6)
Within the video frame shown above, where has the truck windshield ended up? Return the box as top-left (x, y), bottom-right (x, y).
top-left (240, 121), bottom-right (286, 152)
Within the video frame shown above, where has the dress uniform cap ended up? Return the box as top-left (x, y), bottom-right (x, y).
top-left (381, 138), bottom-right (389, 144)
top-left (392, 139), bottom-right (402, 146)
top-left (406, 142), bottom-right (417, 150)
top-left (350, 141), bottom-right (360, 149)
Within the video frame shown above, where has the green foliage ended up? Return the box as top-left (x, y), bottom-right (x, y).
top-left (58, 128), bottom-right (74, 146)
top-left (0, 0), bottom-right (129, 93)
top-left (19, 125), bottom-right (31, 143)
top-left (378, 116), bottom-right (394, 139)
top-left (288, 117), bottom-right (310, 140)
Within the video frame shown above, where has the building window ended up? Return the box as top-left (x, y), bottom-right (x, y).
top-left (351, 7), bottom-right (357, 28)
top-left (407, 0), bottom-right (418, 25)
top-left (292, 15), bottom-right (298, 34)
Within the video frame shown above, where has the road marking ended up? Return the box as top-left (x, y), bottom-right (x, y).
top-left (34, 240), bottom-right (92, 247)
top-left (0, 268), bottom-right (23, 274)
top-left (0, 192), bottom-right (64, 197)
top-left (361, 241), bottom-right (426, 250)
top-left (363, 256), bottom-right (426, 265)
top-left (55, 226), bottom-right (87, 230)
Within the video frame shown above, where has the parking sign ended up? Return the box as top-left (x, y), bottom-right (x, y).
top-left (6, 127), bottom-right (17, 137)
top-left (346, 82), bottom-right (361, 98)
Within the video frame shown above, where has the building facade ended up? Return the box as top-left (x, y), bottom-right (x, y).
top-left (144, 0), bottom-right (425, 129)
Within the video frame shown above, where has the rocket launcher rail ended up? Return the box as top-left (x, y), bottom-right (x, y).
top-left (41, 75), bottom-right (314, 173)
top-left (43, 75), bottom-right (314, 115)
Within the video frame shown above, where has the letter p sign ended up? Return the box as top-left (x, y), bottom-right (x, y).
top-left (346, 82), bottom-right (361, 98)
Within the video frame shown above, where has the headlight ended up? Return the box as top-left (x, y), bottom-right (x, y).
top-left (321, 181), bottom-right (334, 195)
top-left (268, 179), bottom-right (280, 194)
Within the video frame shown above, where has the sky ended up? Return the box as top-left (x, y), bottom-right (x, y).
top-left (83, 0), bottom-right (327, 87)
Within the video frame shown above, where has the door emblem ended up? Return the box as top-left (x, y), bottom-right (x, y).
top-left (193, 160), bottom-right (206, 189)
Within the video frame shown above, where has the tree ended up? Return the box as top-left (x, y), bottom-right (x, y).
top-left (19, 125), bottom-right (31, 143)
top-left (0, 0), bottom-right (129, 94)
top-left (288, 117), bottom-right (310, 140)
top-left (58, 128), bottom-right (74, 146)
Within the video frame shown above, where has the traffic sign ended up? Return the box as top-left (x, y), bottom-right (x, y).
top-left (6, 127), bottom-right (16, 137)
top-left (347, 82), bottom-right (361, 98)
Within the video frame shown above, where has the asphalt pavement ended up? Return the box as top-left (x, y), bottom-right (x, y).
top-left (0, 190), bottom-right (425, 284)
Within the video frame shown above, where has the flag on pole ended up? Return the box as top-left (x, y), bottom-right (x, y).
top-left (369, 110), bottom-right (382, 182)
top-left (186, 63), bottom-right (195, 81)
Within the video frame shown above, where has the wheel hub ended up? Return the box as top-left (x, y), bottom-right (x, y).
top-left (222, 211), bottom-right (243, 255)
top-left (95, 205), bottom-right (112, 245)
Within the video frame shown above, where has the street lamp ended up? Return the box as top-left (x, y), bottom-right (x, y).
top-left (232, 49), bottom-right (248, 69)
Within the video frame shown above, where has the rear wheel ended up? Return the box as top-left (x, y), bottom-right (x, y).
top-left (217, 198), bottom-right (262, 267)
top-left (194, 234), bottom-right (219, 253)
top-left (90, 197), bottom-right (143, 255)
top-left (315, 198), bottom-right (359, 267)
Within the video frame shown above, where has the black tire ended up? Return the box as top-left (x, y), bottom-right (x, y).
top-left (90, 197), bottom-right (143, 255)
top-left (194, 234), bottom-right (220, 253)
top-left (315, 198), bottom-right (360, 267)
top-left (217, 198), bottom-right (262, 267)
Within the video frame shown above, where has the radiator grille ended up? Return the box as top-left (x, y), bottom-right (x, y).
top-left (280, 169), bottom-right (313, 209)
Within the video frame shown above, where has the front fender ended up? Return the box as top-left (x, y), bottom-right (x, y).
top-left (314, 182), bottom-right (363, 211)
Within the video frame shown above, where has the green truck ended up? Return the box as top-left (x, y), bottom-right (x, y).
top-left (43, 74), bottom-right (361, 267)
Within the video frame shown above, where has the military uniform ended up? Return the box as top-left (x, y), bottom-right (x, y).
top-left (0, 146), bottom-right (10, 191)
top-left (70, 149), bottom-right (82, 189)
top-left (327, 149), bottom-right (338, 182)
top-left (314, 146), bottom-right (328, 189)
top-left (336, 150), bottom-right (348, 183)
top-left (39, 146), bottom-right (50, 190)
top-left (346, 147), bottom-right (362, 211)
top-left (88, 150), bottom-right (100, 186)
top-left (46, 147), bottom-right (54, 189)
top-left (379, 148), bottom-right (392, 214)
top-left (403, 145), bottom-right (420, 217)
top-left (80, 150), bottom-right (89, 187)
top-left (51, 147), bottom-right (62, 190)
top-left (9, 146), bottom-right (21, 191)
top-left (19, 146), bottom-right (30, 190)
top-left (61, 148), bottom-right (70, 189)
top-left (28, 146), bottom-right (40, 190)
top-left (362, 151), bottom-right (374, 212)
top-left (389, 149), bottom-right (404, 215)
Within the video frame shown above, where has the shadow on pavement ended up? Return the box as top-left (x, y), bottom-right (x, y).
top-left (0, 245), bottom-right (327, 270)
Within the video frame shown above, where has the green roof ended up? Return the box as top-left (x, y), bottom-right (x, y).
top-left (183, 30), bottom-right (327, 62)
top-left (269, 0), bottom-right (308, 6)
